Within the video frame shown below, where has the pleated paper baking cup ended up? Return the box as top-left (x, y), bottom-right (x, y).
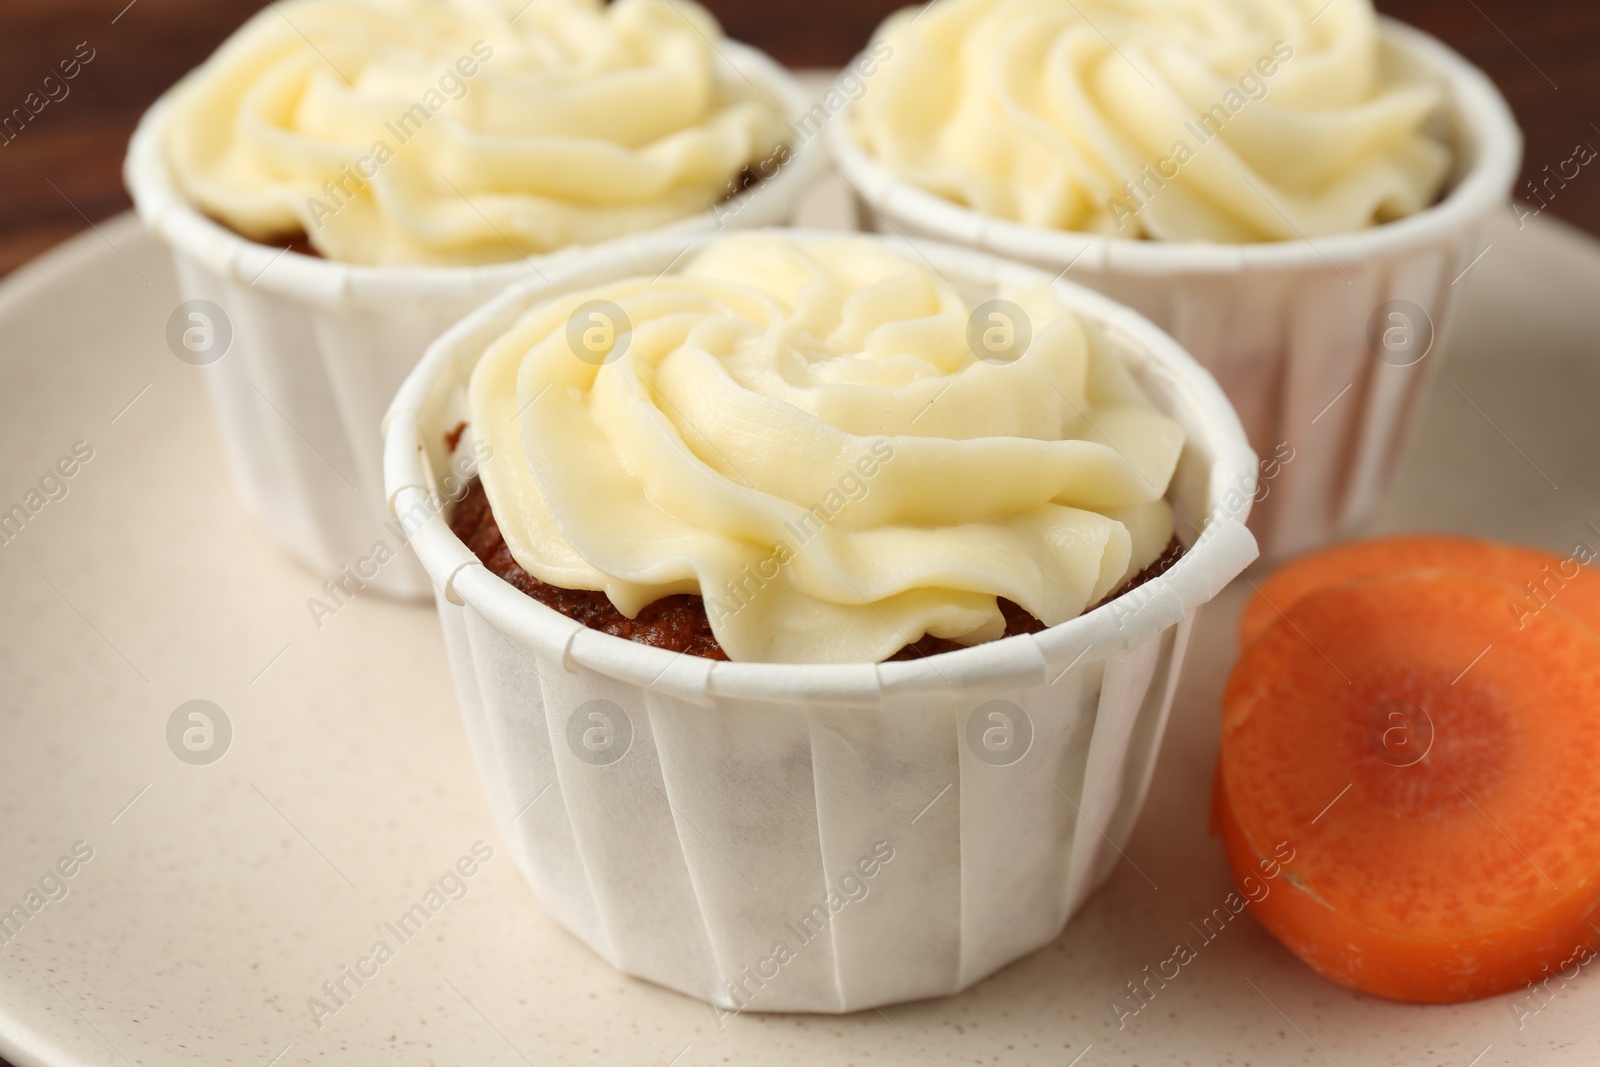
top-left (830, 18), bottom-right (1522, 561)
top-left (124, 42), bottom-right (826, 601)
top-left (382, 228), bottom-right (1259, 1013)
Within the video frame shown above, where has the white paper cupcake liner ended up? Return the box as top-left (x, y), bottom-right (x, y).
top-left (382, 228), bottom-right (1259, 1012)
top-left (124, 42), bottom-right (827, 600)
top-left (829, 18), bottom-right (1522, 561)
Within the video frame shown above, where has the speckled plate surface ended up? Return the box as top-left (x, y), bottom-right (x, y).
top-left (3, 182), bottom-right (1600, 1066)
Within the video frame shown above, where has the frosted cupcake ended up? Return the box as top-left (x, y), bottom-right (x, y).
top-left (830, 0), bottom-right (1520, 557)
top-left (458, 233), bottom-right (1190, 662)
top-left (125, 0), bottom-right (822, 597)
top-left (383, 228), bottom-right (1260, 1009)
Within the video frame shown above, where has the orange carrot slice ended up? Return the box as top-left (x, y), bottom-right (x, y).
top-left (1219, 571), bottom-right (1600, 1003)
top-left (1239, 534), bottom-right (1600, 649)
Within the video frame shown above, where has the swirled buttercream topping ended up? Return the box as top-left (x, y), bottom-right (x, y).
top-left (162, 0), bottom-right (787, 265)
top-left (852, 0), bottom-right (1452, 242)
top-left (468, 233), bottom-right (1185, 663)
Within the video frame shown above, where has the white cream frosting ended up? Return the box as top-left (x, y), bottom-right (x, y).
top-left (469, 233), bottom-right (1185, 664)
top-left (852, 0), bottom-right (1452, 242)
top-left (163, 0), bottom-right (787, 265)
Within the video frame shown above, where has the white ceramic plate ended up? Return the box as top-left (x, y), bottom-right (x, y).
top-left (3, 175), bottom-right (1600, 1065)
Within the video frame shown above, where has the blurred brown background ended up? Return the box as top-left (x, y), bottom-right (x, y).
top-left (0, 0), bottom-right (1596, 277)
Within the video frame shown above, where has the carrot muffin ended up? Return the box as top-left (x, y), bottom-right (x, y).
top-left (160, 0), bottom-right (791, 265)
top-left (459, 232), bottom-right (1187, 664)
top-left (850, 0), bottom-right (1452, 242)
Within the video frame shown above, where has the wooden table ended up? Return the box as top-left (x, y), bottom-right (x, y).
top-left (0, 0), bottom-right (1595, 279)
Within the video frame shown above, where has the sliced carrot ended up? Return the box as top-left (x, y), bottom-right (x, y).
top-left (1219, 571), bottom-right (1600, 1003)
top-left (1239, 534), bottom-right (1600, 649)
